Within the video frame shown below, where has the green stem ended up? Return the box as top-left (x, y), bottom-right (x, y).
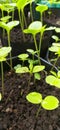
top-left (40, 12), bottom-right (43, 25)
top-left (7, 31), bottom-right (13, 70)
top-left (36, 105), bottom-right (41, 118)
top-left (33, 35), bottom-right (40, 64)
top-left (30, 3), bottom-right (33, 21)
top-left (1, 62), bottom-right (4, 97)
top-left (23, 10), bottom-right (27, 28)
top-left (18, 10), bottom-right (25, 41)
top-left (12, 9), bottom-right (14, 21)
top-left (39, 33), bottom-right (42, 58)
top-left (50, 56), bottom-right (59, 71)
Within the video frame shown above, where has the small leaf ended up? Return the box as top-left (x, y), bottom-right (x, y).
top-left (41, 95), bottom-right (59, 110)
top-left (23, 21), bottom-right (42, 35)
top-left (46, 75), bottom-right (56, 86)
top-left (55, 27), bottom-right (60, 33)
top-left (34, 73), bottom-right (41, 80)
top-left (36, 4), bottom-right (48, 13)
top-left (18, 53), bottom-right (29, 61)
top-left (0, 47), bottom-right (11, 61)
top-left (50, 71), bottom-right (57, 77)
top-left (26, 92), bottom-right (42, 104)
top-left (52, 35), bottom-right (59, 42)
top-left (57, 71), bottom-right (60, 78)
top-left (14, 64), bottom-right (21, 70)
top-left (33, 65), bottom-right (45, 73)
top-left (15, 66), bottom-right (29, 73)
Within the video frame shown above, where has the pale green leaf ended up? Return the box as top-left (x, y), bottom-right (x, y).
top-left (41, 95), bottom-right (59, 110)
top-left (36, 4), bottom-right (48, 13)
top-left (26, 92), bottom-right (42, 104)
top-left (18, 53), bottom-right (29, 61)
top-left (34, 72), bottom-right (41, 80)
top-left (15, 66), bottom-right (29, 73)
top-left (33, 65), bottom-right (45, 73)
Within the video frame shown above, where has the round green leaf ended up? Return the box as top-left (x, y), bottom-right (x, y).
top-left (18, 53), bottom-right (29, 61)
top-left (36, 4), bottom-right (48, 13)
top-left (46, 75), bottom-right (60, 88)
top-left (15, 66), bottom-right (29, 73)
top-left (41, 95), bottom-right (59, 110)
top-left (33, 65), bottom-right (45, 73)
top-left (0, 47), bottom-right (11, 61)
top-left (46, 75), bottom-right (56, 86)
top-left (26, 92), bottom-right (42, 104)
top-left (23, 21), bottom-right (42, 35)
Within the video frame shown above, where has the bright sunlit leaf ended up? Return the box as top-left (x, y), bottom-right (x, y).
top-left (26, 92), bottom-right (42, 104)
top-left (41, 95), bottom-right (59, 110)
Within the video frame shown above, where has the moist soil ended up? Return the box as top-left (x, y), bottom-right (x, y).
top-left (0, 14), bottom-right (60, 130)
top-left (0, 70), bottom-right (60, 130)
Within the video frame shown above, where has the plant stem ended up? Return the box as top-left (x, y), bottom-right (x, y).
top-left (30, 3), bottom-right (33, 21)
top-left (18, 10), bottom-right (25, 41)
top-left (7, 31), bottom-right (13, 70)
top-left (36, 105), bottom-right (41, 118)
top-left (1, 62), bottom-right (4, 97)
top-left (50, 56), bottom-right (59, 71)
top-left (33, 35), bottom-right (40, 64)
top-left (39, 33), bottom-right (42, 59)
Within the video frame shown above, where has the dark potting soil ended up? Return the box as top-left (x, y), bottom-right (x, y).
top-left (0, 71), bottom-right (60, 130)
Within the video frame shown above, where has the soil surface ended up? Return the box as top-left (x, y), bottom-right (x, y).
top-left (0, 70), bottom-right (60, 130)
top-left (0, 9), bottom-right (60, 130)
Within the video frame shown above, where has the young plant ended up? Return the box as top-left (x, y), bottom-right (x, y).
top-left (36, 4), bottom-right (48, 25)
top-left (23, 21), bottom-right (55, 63)
top-left (46, 70), bottom-right (60, 88)
top-left (0, 46), bottom-right (11, 97)
top-left (0, 20), bottom-right (19, 70)
top-left (16, 0), bottom-right (34, 40)
top-left (49, 43), bottom-right (60, 68)
top-left (26, 92), bottom-right (59, 117)
top-left (15, 55), bottom-right (45, 88)
top-left (18, 53), bottom-right (29, 66)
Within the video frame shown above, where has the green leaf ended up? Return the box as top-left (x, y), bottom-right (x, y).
top-left (0, 16), bottom-right (11, 23)
top-left (26, 92), bottom-right (42, 104)
top-left (23, 21), bottom-right (42, 35)
top-left (15, 66), bottom-right (29, 73)
top-left (27, 49), bottom-right (38, 55)
top-left (52, 35), bottom-right (59, 42)
top-left (33, 65), bottom-right (45, 73)
top-left (0, 21), bottom-right (19, 32)
top-left (18, 53), bottom-right (29, 61)
top-left (0, 47), bottom-right (11, 61)
top-left (34, 72), bottom-right (41, 80)
top-left (57, 71), bottom-right (60, 78)
top-left (14, 64), bottom-right (21, 70)
top-left (46, 75), bottom-right (60, 88)
top-left (46, 75), bottom-right (56, 86)
top-left (36, 4), bottom-right (48, 13)
top-left (41, 95), bottom-right (59, 110)
top-left (55, 27), bottom-right (60, 33)
top-left (50, 71), bottom-right (57, 77)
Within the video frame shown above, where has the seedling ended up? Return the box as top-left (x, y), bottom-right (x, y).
top-left (0, 46), bottom-right (11, 97)
top-left (18, 53), bottom-right (29, 66)
top-left (23, 21), bottom-right (55, 63)
top-left (46, 70), bottom-right (60, 88)
top-left (16, 0), bottom-right (34, 40)
top-left (36, 4), bottom-right (48, 24)
top-left (27, 49), bottom-right (38, 60)
top-left (26, 92), bottom-right (59, 117)
top-left (15, 57), bottom-right (45, 87)
top-left (49, 43), bottom-right (60, 68)
top-left (0, 20), bottom-right (19, 70)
